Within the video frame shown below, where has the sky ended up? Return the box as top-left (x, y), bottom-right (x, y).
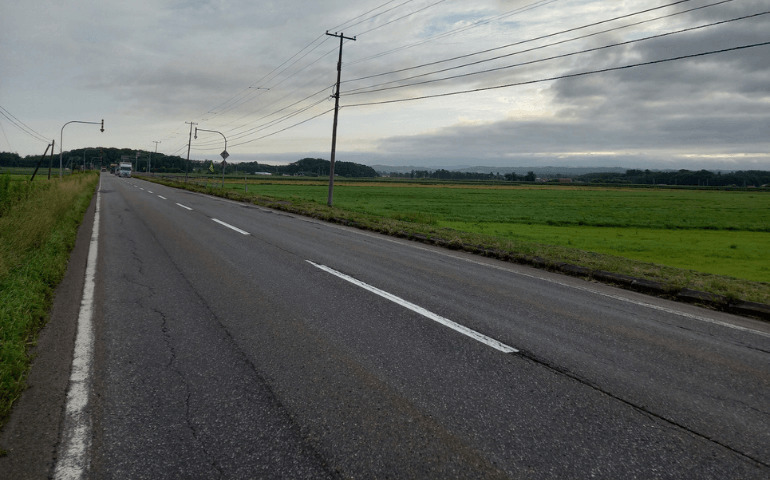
top-left (1, 0), bottom-right (769, 170)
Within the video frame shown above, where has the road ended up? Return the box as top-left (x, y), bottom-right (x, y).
top-left (4, 173), bottom-right (770, 478)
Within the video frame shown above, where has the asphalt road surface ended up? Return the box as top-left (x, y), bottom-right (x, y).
top-left (2, 173), bottom-right (769, 479)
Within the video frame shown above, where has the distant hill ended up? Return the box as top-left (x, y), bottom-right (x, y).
top-left (275, 158), bottom-right (378, 177)
top-left (372, 164), bottom-right (627, 176)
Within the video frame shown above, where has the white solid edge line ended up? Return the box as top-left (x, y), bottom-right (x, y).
top-left (457, 255), bottom-right (770, 339)
top-left (212, 218), bottom-right (250, 235)
top-left (307, 261), bottom-right (518, 354)
top-left (176, 203), bottom-right (193, 210)
top-left (347, 230), bottom-right (770, 339)
top-left (54, 177), bottom-right (101, 479)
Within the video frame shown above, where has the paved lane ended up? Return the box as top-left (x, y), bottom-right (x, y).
top-left (85, 174), bottom-right (768, 478)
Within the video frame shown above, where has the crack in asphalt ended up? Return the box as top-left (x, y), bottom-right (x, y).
top-left (128, 202), bottom-right (338, 478)
top-left (516, 348), bottom-right (770, 469)
top-left (156, 306), bottom-right (224, 478)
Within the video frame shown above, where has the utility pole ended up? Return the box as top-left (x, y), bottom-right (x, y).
top-left (31, 143), bottom-right (53, 181)
top-left (185, 122), bottom-right (197, 182)
top-left (48, 139), bottom-right (55, 180)
top-left (326, 31), bottom-right (356, 207)
top-left (150, 140), bottom-right (160, 174)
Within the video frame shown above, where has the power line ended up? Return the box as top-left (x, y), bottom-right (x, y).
top-left (210, 48), bottom-right (338, 133)
top-left (192, 84), bottom-right (334, 148)
top-left (192, 1), bottom-right (417, 125)
top-left (344, 10), bottom-right (768, 97)
top-left (332, 0), bottom-right (416, 33)
top-left (347, 0), bottom-right (561, 67)
top-left (353, 0), bottom-right (448, 37)
top-left (229, 108), bottom-right (335, 148)
top-left (185, 0), bottom-right (455, 139)
top-left (343, 41), bottom-right (770, 108)
top-left (194, 96), bottom-right (332, 150)
top-left (174, 0), bottom-right (468, 153)
top-left (0, 105), bottom-right (49, 143)
top-left (344, 0), bottom-right (704, 84)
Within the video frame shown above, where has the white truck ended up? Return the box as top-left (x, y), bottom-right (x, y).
top-left (118, 162), bottom-right (132, 178)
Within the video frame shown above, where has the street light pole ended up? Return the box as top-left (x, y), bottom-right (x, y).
top-left (60, 119), bottom-right (104, 178)
top-left (194, 127), bottom-right (228, 188)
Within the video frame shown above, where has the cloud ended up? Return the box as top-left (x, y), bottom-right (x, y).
top-left (1, 0), bottom-right (768, 171)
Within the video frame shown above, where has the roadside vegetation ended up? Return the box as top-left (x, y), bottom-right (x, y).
top-left (149, 174), bottom-right (769, 307)
top-left (0, 172), bottom-right (97, 430)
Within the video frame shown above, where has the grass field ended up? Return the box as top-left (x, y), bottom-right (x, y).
top-left (0, 172), bottom-right (97, 430)
top-left (212, 180), bottom-right (769, 282)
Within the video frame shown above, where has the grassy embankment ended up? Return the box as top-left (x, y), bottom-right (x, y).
top-left (0, 172), bottom-right (97, 430)
top-left (149, 175), bottom-right (770, 305)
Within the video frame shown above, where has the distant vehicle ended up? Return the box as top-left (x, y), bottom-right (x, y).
top-left (119, 162), bottom-right (132, 178)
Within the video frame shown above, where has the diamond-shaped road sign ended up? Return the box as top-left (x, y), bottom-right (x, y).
top-left (220, 150), bottom-right (229, 161)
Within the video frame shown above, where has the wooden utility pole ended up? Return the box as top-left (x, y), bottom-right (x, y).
top-left (150, 140), bottom-right (160, 174)
top-left (185, 122), bottom-right (197, 183)
top-left (31, 143), bottom-right (52, 181)
top-left (326, 31), bottom-right (356, 207)
top-left (47, 139), bottom-right (55, 180)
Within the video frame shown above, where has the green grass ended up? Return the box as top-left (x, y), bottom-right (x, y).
top-left (219, 182), bottom-right (769, 280)
top-left (148, 175), bottom-right (770, 304)
top-left (439, 223), bottom-right (769, 282)
top-left (0, 172), bottom-right (97, 429)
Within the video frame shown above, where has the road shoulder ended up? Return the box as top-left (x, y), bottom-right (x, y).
top-left (0, 189), bottom-right (97, 478)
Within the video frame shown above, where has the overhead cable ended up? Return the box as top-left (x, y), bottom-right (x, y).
top-left (0, 105), bottom-right (49, 143)
top-left (348, 0), bottom-right (562, 66)
top-left (345, 0), bottom-right (706, 83)
top-left (344, 10), bottom-right (769, 97)
top-left (343, 41), bottom-right (770, 108)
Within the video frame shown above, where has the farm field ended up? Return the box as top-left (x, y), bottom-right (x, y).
top-left (215, 179), bottom-right (770, 284)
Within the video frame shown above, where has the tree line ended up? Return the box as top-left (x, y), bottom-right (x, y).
top-left (391, 168), bottom-right (769, 187)
top-left (3, 150), bottom-right (767, 185)
top-left (394, 169), bottom-right (536, 182)
top-left (575, 169), bottom-right (770, 187)
top-left (0, 150), bottom-right (378, 178)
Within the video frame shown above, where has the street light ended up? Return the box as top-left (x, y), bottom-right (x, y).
top-left (194, 127), bottom-right (228, 188)
top-left (60, 119), bottom-right (104, 178)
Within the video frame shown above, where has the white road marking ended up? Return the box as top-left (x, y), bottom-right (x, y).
top-left (345, 229), bottom-right (770, 339)
top-left (148, 190), bottom-right (154, 194)
top-left (157, 195), bottom-right (167, 200)
top-left (458, 255), bottom-right (770, 339)
top-left (54, 177), bottom-right (101, 479)
top-left (177, 182), bottom-right (767, 338)
top-left (212, 218), bottom-right (250, 235)
top-left (307, 261), bottom-right (518, 354)
top-left (176, 203), bottom-right (193, 210)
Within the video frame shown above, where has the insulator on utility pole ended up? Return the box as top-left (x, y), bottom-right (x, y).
top-left (325, 31), bottom-right (356, 207)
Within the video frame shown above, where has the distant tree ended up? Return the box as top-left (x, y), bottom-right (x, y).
top-left (524, 171), bottom-right (536, 182)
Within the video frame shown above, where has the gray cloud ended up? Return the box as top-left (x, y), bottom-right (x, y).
top-left (2, 0), bottom-right (768, 170)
